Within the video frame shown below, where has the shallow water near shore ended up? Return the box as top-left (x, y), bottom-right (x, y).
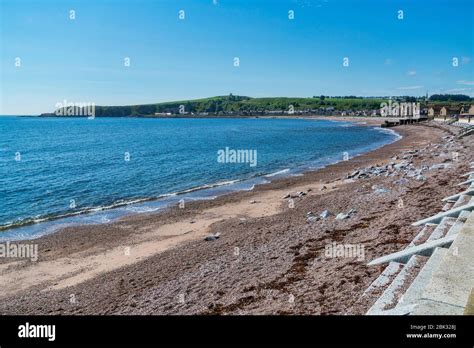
top-left (0, 117), bottom-right (400, 241)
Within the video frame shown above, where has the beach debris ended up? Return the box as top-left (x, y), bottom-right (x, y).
top-left (335, 209), bottom-right (357, 220)
top-left (249, 200), bottom-right (258, 204)
top-left (394, 161), bottom-right (410, 170)
top-left (204, 233), bottom-right (221, 241)
top-left (394, 178), bottom-right (409, 185)
top-left (320, 185), bottom-right (327, 191)
top-left (320, 210), bottom-right (333, 219)
top-left (344, 159), bottom-right (428, 180)
top-left (336, 213), bottom-right (349, 220)
top-left (416, 175), bottom-right (426, 182)
top-left (306, 211), bottom-right (322, 222)
top-left (372, 185), bottom-right (390, 195)
top-left (429, 163), bottom-right (452, 170)
top-left (347, 170), bottom-right (360, 179)
top-left (282, 191), bottom-right (305, 199)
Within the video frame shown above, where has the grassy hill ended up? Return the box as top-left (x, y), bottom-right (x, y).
top-left (45, 95), bottom-right (390, 117)
top-left (42, 94), bottom-right (473, 117)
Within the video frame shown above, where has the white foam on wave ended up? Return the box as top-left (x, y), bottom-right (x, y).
top-left (376, 126), bottom-right (403, 141)
top-left (265, 168), bottom-right (290, 177)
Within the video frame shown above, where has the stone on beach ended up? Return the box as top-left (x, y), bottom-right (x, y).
top-left (335, 209), bottom-right (357, 220)
top-left (430, 163), bottom-right (452, 170)
top-left (204, 233), bottom-right (221, 241)
top-left (282, 191), bottom-right (306, 199)
top-left (394, 178), bottom-right (409, 185)
top-left (347, 170), bottom-right (360, 179)
top-left (320, 210), bottom-right (333, 219)
top-left (416, 175), bottom-right (426, 181)
top-left (373, 185), bottom-right (390, 194)
top-left (336, 213), bottom-right (349, 220)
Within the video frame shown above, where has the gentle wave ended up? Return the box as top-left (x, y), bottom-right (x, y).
top-left (377, 127), bottom-right (403, 140)
top-left (0, 178), bottom-right (249, 231)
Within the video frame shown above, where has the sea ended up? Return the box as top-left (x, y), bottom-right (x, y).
top-left (0, 117), bottom-right (400, 241)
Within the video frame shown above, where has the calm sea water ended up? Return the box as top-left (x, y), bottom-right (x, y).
top-left (0, 117), bottom-right (399, 240)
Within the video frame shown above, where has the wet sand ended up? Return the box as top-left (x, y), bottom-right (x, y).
top-left (0, 119), bottom-right (471, 315)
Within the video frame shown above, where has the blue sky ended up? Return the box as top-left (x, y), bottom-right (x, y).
top-left (1, 0), bottom-right (473, 115)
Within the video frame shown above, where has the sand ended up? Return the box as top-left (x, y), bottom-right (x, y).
top-left (0, 119), bottom-right (471, 315)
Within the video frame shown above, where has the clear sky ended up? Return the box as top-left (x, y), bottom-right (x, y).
top-left (1, 0), bottom-right (473, 115)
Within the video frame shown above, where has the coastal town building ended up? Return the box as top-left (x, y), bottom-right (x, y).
top-left (429, 104), bottom-right (474, 124)
top-left (459, 105), bottom-right (474, 124)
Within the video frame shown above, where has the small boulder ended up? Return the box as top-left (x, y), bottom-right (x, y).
top-left (348, 170), bottom-right (359, 179)
top-left (416, 175), bottom-right (426, 181)
top-left (336, 213), bottom-right (349, 220)
top-left (348, 209), bottom-right (357, 216)
top-left (394, 178), bottom-right (409, 185)
top-left (374, 187), bottom-right (390, 194)
top-left (204, 233), bottom-right (221, 241)
top-left (320, 210), bottom-right (333, 219)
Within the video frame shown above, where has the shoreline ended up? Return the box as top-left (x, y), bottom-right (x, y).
top-left (0, 120), bottom-right (471, 315)
top-left (0, 117), bottom-right (399, 241)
